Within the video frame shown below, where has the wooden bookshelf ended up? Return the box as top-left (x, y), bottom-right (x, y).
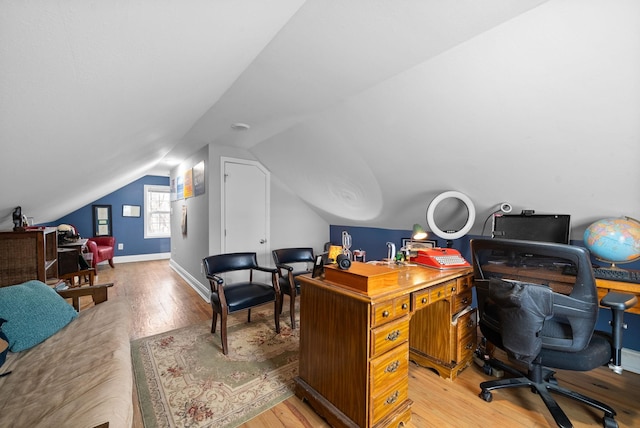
top-left (0, 227), bottom-right (58, 286)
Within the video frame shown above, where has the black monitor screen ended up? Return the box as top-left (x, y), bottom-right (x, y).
top-left (492, 214), bottom-right (571, 244)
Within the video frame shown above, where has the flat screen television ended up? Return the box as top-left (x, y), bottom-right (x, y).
top-left (492, 214), bottom-right (571, 245)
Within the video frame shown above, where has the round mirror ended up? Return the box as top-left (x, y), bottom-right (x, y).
top-left (426, 191), bottom-right (476, 240)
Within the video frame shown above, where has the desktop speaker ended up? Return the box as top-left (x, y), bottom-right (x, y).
top-left (336, 254), bottom-right (352, 270)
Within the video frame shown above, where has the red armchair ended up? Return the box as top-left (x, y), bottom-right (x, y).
top-left (86, 236), bottom-right (115, 269)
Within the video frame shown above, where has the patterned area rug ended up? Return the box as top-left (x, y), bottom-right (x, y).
top-left (131, 308), bottom-right (299, 427)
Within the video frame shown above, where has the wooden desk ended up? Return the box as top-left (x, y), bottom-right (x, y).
top-left (296, 264), bottom-right (474, 428)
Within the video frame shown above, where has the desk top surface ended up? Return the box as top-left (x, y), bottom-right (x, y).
top-left (300, 262), bottom-right (472, 302)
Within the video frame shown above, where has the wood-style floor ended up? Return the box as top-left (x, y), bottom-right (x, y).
top-left (90, 260), bottom-right (640, 428)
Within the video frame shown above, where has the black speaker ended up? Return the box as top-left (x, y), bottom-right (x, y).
top-left (336, 254), bottom-right (351, 270)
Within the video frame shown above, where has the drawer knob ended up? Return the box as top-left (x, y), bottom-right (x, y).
top-left (461, 297), bottom-right (469, 304)
top-left (382, 310), bottom-right (390, 318)
top-left (401, 303), bottom-right (408, 310)
top-left (421, 297), bottom-right (427, 304)
top-left (386, 330), bottom-right (401, 342)
top-left (385, 390), bottom-right (399, 405)
top-left (451, 286), bottom-right (457, 293)
top-left (465, 342), bottom-right (474, 350)
top-left (385, 360), bottom-right (400, 373)
top-left (437, 291), bottom-right (442, 297)
top-left (466, 320), bottom-right (475, 328)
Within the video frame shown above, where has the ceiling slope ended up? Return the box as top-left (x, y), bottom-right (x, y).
top-left (0, 0), bottom-right (304, 229)
top-left (3, 1), bottom-right (639, 240)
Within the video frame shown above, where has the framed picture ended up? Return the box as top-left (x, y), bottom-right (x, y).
top-left (401, 238), bottom-right (437, 251)
top-left (93, 204), bottom-right (112, 236)
top-left (122, 205), bottom-right (141, 217)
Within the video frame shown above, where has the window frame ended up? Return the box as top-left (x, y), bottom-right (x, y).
top-left (144, 185), bottom-right (171, 239)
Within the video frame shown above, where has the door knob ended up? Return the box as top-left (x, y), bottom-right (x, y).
top-left (259, 239), bottom-right (266, 244)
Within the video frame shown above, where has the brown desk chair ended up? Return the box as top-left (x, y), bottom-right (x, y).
top-left (272, 247), bottom-right (315, 329)
top-left (203, 252), bottom-right (280, 355)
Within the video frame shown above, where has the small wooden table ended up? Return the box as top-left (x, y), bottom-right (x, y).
top-left (58, 240), bottom-right (94, 287)
top-left (59, 238), bottom-right (88, 254)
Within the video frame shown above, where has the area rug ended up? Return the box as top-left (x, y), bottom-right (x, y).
top-left (131, 308), bottom-right (300, 428)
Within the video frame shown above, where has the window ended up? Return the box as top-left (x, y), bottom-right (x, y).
top-left (144, 185), bottom-right (170, 238)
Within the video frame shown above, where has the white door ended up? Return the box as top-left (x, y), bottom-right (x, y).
top-left (222, 158), bottom-right (270, 273)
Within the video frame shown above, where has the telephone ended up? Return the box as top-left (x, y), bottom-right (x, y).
top-left (414, 248), bottom-right (470, 269)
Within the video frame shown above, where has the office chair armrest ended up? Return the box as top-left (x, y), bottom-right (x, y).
top-left (600, 292), bottom-right (638, 311)
top-left (253, 266), bottom-right (278, 274)
top-left (206, 274), bottom-right (224, 285)
top-left (600, 291), bottom-right (637, 374)
top-left (276, 263), bottom-right (294, 272)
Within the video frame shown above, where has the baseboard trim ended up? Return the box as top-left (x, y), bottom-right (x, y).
top-left (110, 252), bottom-right (171, 264)
top-left (169, 259), bottom-right (210, 303)
top-left (622, 348), bottom-right (640, 374)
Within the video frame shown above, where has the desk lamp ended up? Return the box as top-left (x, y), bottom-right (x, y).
top-left (412, 224), bottom-right (427, 240)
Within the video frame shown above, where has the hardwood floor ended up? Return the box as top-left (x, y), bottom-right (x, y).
top-left (90, 260), bottom-right (640, 427)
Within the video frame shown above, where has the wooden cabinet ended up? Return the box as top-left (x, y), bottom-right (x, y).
top-left (0, 227), bottom-right (58, 286)
top-left (295, 266), bottom-right (474, 427)
top-left (409, 274), bottom-right (477, 380)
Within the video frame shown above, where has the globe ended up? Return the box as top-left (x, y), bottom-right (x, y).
top-left (583, 217), bottom-right (640, 266)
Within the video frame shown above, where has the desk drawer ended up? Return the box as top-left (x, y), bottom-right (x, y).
top-left (454, 309), bottom-right (477, 363)
top-left (413, 288), bottom-right (431, 311)
top-left (429, 281), bottom-right (455, 303)
top-left (371, 377), bottom-right (409, 425)
top-left (370, 342), bottom-right (409, 399)
top-left (457, 274), bottom-right (473, 293)
top-left (372, 296), bottom-right (411, 327)
top-left (371, 316), bottom-right (409, 357)
top-left (453, 289), bottom-right (473, 315)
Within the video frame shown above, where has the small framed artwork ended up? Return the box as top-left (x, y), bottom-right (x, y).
top-left (122, 205), bottom-right (141, 217)
top-left (93, 204), bottom-right (112, 236)
top-left (402, 238), bottom-right (437, 252)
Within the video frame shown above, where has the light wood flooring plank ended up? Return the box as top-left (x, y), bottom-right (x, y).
top-left (88, 260), bottom-right (640, 427)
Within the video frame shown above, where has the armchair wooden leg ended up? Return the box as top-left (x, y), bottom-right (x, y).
top-left (211, 311), bottom-right (218, 333)
top-left (274, 300), bottom-right (281, 334)
top-left (220, 311), bottom-right (229, 355)
top-left (290, 292), bottom-right (297, 329)
top-left (108, 259), bottom-right (115, 268)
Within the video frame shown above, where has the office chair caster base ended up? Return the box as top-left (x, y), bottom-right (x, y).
top-left (479, 389), bottom-right (492, 402)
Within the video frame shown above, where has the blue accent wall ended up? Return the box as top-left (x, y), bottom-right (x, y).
top-left (42, 175), bottom-right (170, 257)
top-left (330, 224), bottom-right (640, 352)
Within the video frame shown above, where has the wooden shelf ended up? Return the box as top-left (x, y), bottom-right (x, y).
top-left (0, 227), bottom-right (58, 286)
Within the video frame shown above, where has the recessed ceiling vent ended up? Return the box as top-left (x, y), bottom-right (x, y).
top-left (231, 122), bottom-right (250, 130)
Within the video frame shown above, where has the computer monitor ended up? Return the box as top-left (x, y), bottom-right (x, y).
top-left (492, 214), bottom-right (571, 244)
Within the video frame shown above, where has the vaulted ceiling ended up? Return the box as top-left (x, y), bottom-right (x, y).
top-left (2, 0), bottom-right (638, 238)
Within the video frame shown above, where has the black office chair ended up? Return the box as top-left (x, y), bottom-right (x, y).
top-left (470, 238), bottom-right (636, 428)
top-left (202, 252), bottom-right (280, 355)
top-left (272, 247), bottom-right (315, 329)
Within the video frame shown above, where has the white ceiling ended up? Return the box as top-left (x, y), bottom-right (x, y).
top-left (1, 0), bottom-right (639, 239)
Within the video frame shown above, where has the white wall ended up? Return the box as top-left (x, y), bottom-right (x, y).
top-left (270, 175), bottom-right (330, 255)
top-left (170, 143), bottom-right (329, 299)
